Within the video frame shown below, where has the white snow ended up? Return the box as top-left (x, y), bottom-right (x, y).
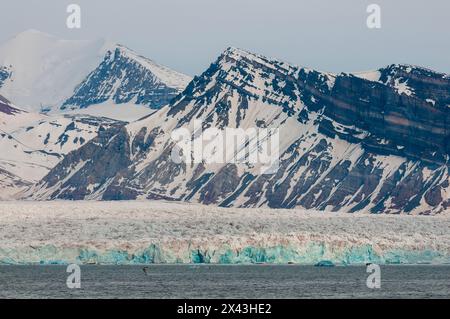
top-left (0, 97), bottom-right (45, 131)
top-left (0, 102), bottom-right (120, 198)
top-left (0, 30), bottom-right (191, 115)
top-left (117, 45), bottom-right (191, 89)
top-left (0, 29), bottom-right (109, 112)
top-left (394, 78), bottom-right (414, 96)
top-left (62, 101), bottom-right (155, 122)
top-left (353, 70), bottom-right (381, 82)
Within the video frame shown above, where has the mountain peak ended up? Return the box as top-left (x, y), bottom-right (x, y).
top-left (219, 47), bottom-right (317, 80)
top-left (17, 28), bottom-right (54, 37)
top-left (103, 43), bottom-right (192, 90)
top-left (223, 46), bottom-right (253, 57)
top-left (24, 45), bottom-right (450, 214)
top-left (0, 29), bottom-right (61, 56)
top-left (221, 46), bottom-right (275, 65)
top-left (9, 29), bottom-right (58, 44)
top-left (0, 30), bottom-right (191, 114)
top-left (382, 63), bottom-right (449, 79)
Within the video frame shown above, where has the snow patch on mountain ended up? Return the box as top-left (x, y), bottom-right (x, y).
top-left (26, 47), bottom-right (450, 214)
top-left (63, 101), bottom-right (155, 122)
top-left (60, 44), bottom-right (191, 112)
top-left (1, 96), bottom-right (45, 131)
top-left (353, 70), bottom-right (381, 82)
top-left (0, 99), bottom-right (124, 197)
top-left (116, 45), bottom-right (191, 89)
top-left (0, 30), bottom-right (191, 115)
top-left (0, 29), bottom-right (108, 112)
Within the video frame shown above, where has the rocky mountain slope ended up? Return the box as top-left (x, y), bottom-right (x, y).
top-left (0, 30), bottom-right (194, 197)
top-left (0, 96), bottom-right (124, 198)
top-left (0, 30), bottom-right (191, 120)
top-left (25, 48), bottom-right (450, 214)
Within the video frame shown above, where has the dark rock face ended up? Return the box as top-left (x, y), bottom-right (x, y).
top-left (0, 67), bottom-right (9, 88)
top-left (199, 164), bottom-right (241, 205)
top-left (61, 47), bottom-right (183, 110)
top-left (313, 71), bottom-right (450, 165)
top-left (0, 95), bottom-right (21, 115)
top-left (29, 48), bottom-right (450, 214)
top-left (35, 123), bottom-right (129, 200)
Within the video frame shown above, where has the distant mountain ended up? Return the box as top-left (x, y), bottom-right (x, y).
top-left (0, 30), bottom-right (191, 120)
top-left (61, 44), bottom-right (191, 111)
top-left (0, 95), bottom-right (124, 198)
top-left (25, 48), bottom-right (450, 214)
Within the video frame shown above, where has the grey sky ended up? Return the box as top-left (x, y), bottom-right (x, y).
top-left (1, 0), bottom-right (449, 76)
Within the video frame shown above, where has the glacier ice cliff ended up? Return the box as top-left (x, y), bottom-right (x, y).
top-left (1, 243), bottom-right (449, 265)
top-left (0, 201), bottom-right (449, 265)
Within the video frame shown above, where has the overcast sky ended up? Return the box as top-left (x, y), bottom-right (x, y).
top-left (1, 0), bottom-right (449, 76)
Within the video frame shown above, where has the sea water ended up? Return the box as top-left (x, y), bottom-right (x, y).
top-left (0, 265), bottom-right (449, 299)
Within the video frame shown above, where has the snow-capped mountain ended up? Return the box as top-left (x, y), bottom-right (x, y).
top-left (61, 44), bottom-right (191, 111)
top-left (0, 30), bottom-right (107, 112)
top-left (0, 96), bottom-right (124, 198)
top-left (0, 95), bottom-right (43, 131)
top-left (0, 30), bottom-right (191, 120)
top-left (26, 48), bottom-right (450, 214)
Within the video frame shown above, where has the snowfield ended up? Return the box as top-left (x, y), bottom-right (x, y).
top-left (0, 201), bottom-right (449, 265)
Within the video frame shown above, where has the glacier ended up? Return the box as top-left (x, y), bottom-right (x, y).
top-left (1, 243), bottom-right (448, 266)
top-left (0, 201), bottom-right (449, 265)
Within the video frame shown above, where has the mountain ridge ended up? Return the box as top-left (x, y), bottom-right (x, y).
top-left (0, 96), bottom-right (125, 198)
top-left (0, 30), bottom-right (191, 118)
top-left (25, 47), bottom-right (450, 214)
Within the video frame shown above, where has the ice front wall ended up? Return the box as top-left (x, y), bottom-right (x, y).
top-left (0, 201), bottom-right (449, 265)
